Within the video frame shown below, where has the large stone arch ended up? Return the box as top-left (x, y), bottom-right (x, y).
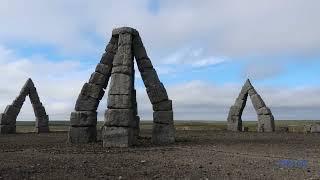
top-left (69, 27), bottom-right (175, 146)
top-left (0, 78), bottom-right (49, 134)
top-left (227, 79), bottom-right (275, 132)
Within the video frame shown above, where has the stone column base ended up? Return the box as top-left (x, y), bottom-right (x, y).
top-left (36, 126), bottom-right (50, 133)
top-left (0, 125), bottom-right (16, 134)
top-left (68, 126), bottom-right (97, 143)
top-left (152, 123), bottom-right (175, 144)
top-left (102, 126), bottom-right (136, 147)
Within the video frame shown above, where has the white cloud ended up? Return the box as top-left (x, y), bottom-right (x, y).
top-left (0, 45), bottom-right (92, 120)
top-left (137, 80), bottom-right (320, 120)
top-left (0, 45), bottom-right (319, 121)
top-left (161, 47), bottom-right (227, 67)
top-left (0, 1), bottom-right (319, 121)
top-left (1, 0), bottom-right (319, 58)
top-left (243, 61), bottom-right (284, 80)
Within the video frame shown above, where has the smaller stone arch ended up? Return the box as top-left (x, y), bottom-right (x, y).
top-left (0, 78), bottom-right (49, 134)
top-left (227, 79), bottom-right (275, 132)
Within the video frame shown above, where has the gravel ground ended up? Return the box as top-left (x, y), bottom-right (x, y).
top-left (0, 130), bottom-right (320, 180)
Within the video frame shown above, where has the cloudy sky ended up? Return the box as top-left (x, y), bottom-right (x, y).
top-left (0, 0), bottom-right (319, 121)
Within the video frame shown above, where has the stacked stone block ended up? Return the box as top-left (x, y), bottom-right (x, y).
top-left (132, 30), bottom-right (175, 144)
top-left (227, 79), bottom-right (275, 132)
top-left (102, 30), bottom-right (137, 147)
top-left (29, 81), bottom-right (50, 133)
top-left (69, 36), bottom-right (118, 143)
top-left (70, 27), bottom-right (175, 146)
top-left (0, 78), bottom-right (49, 134)
top-left (227, 81), bottom-right (249, 132)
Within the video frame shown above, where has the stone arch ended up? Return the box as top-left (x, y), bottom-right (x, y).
top-left (0, 78), bottom-right (49, 134)
top-left (69, 27), bottom-right (175, 146)
top-left (227, 79), bottom-right (275, 132)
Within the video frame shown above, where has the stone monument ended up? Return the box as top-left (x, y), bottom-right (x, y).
top-left (0, 78), bottom-right (49, 134)
top-left (227, 79), bottom-right (275, 132)
top-left (69, 27), bottom-right (175, 146)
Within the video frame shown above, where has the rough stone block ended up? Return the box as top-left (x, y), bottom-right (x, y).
top-left (104, 109), bottom-right (134, 127)
top-left (4, 105), bottom-right (20, 117)
top-left (75, 94), bottom-right (100, 111)
top-left (109, 73), bottom-right (132, 95)
top-left (35, 116), bottom-right (49, 128)
top-left (152, 100), bottom-right (172, 111)
top-left (105, 37), bottom-right (119, 54)
top-left (257, 115), bottom-right (275, 132)
top-left (234, 99), bottom-right (246, 111)
top-left (146, 83), bottom-right (169, 104)
top-left (32, 103), bottom-right (47, 117)
top-left (100, 52), bottom-right (115, 65)
top-left (112, 45), bottom-right (133, 67)
top-left (304, 125), bottom-right (312, 133)
top-left (248, 88), bottom-right (257, 96)
top-left (0, 113), bottom-right (16, 125)
top-left (80, 83), bottom-right (105, 100)
top-left (89, 72), bottom-right (108, 87)
top-left (107, 94), bottom-right (132, 109)
top-left (133, 101), bottom-right (138, 116)
top-left (0, 125), bottom-right (16, 134)
top-left (237, 92), bottom-right (248, 101)
top-left (19, 87), bottom-right (30, 97)
top-left (136, 58), bottom-right (153, 72)
top-left (257, 107), bottom-right (271, 115)
top-left (228, 106), bottom-right (242, 116)
top-left (250, 94), bottom-right (266, 111)
top-left (153, 111), bottom-right (173, 124)
top-left (35, 113), bottom-right (49, 122)
top-left (133, 116), bottom-right (140, 137)
top-left (227, 115), bottom-right (242, 131)
top-left (68, 126), bottom-right (97, 143)
top-left (102, 126), bottom-right (135, 147)
top-left (112, 27), bottom-right (138, 36)
top-left (29, 91), bottom-right (41, 104)
top-left (20, 79), bottom-right (33, 93)
top-left (118, 33), bottom-right (133, 46)
top-left (13, 96), bottom-right (26, 108)
top-left (311, 124), bottom-right (320, 133)
top-left (111, 65), bottom-right (133, 75)
top-left (140, 68), bottom-right (161, 87)
top-left (95, 63), bottom-right (112, 75)
top-left (133, 36), bottom-right (148, 60)
top-left (70, 111), bottom-right (97, 127)
top-left (152, 123), bottom-right (175, 144)
top-left (36, 126), bottom-right (50, 133)
top-left (242, 79), bottom-right (254, 92)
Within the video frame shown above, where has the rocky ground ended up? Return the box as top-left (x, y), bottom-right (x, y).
top-left (1, 129), bottom-right (320, 180)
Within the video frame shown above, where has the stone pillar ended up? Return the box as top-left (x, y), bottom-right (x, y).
top-left (248, 86), bottom-right (275, 132)
top-left (69, 36), bottom-right (117, 143)
top-left (132, 66), bottom-right (140, 138)
top-left (0, 80), bottom-right (29, 134)
top-left (0, 105), bottom-right (19, 134)
top-left (227, 80), bottom-right (250, 131)
top-left (27, 80), bottom-right (49, 133)
top-left (26, 79), bottom-right (50, 133)
top-left (132, 32), bottom-right (175, 144)
top-left (102, 28), bottom-right (136, 147)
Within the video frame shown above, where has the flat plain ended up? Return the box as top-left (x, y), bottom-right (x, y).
top-left (1, 120), bottom-right (320, 180)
